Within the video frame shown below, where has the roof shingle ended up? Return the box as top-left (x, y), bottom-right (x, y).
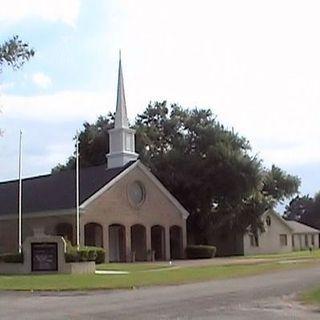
top-left (0, 161), bottom-right (135, 216)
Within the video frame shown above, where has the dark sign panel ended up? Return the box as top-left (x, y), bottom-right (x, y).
top-left (31, 243), bottom-right (58, 272)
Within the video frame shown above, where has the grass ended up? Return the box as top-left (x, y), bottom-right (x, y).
top-left (96, 262), bottom-right (171, 272)
top-left (301, 287), bottom-right (320, 305)
top-left (244, 249), bottom-right (320, 260)
top-left (0, 259), bottom-right (319, 291)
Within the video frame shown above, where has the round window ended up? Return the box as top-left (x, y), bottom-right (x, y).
top-left (128, 181), bottom-right (145, 207)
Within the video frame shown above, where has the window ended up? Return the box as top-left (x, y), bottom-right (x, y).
top-left (249, 234), bottom-right (259, 247)
top-left (305, 234), bottom-right (308, 247)
top-left (311, 235), bottom-right (315, 246)
top-left (280, 234), bottom-right (288, 246)
top-left (127, 181), bottom-right (145, 208)
top-left (266, 216), bottom-right (271, 226)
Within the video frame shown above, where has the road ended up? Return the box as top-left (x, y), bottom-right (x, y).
top-left (1, 266), bottom-right (320, 319)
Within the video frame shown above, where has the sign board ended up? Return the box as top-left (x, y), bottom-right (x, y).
top-left (31, 242), bottom-right (58, 272)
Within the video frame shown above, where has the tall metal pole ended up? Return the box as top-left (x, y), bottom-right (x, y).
top-left (18, 130), bottom-right (22, 254)
top-left (76, 132), bottom-right (80, 250)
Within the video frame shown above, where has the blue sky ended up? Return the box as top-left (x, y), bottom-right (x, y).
top-left (1, 0), bottom-right (320, 210)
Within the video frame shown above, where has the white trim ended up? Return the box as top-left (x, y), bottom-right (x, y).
top-left (0, 208), bottom-right (76, 221)
top-left (80, 161), bottom-right (139, 209)
top-left (136, 162), bottom-right (189, 219)
top-left (80, 160), bottom-right (190, 219)
top-left (264, 209), bottom-right (294, 233)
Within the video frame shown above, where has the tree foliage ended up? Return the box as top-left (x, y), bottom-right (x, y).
top-left (284, 193), bottom-right (320, 229)
top-left (0, 35), bottom-right (34, 136)
top-left (53, 101), bottom-right (300, 243)
top-left (52, 115), bottom-right (114, 173)
top-left (0, 35), bottom-right (34, 72)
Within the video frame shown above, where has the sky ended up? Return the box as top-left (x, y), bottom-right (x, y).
top-left (1, 0), bottom-right (320, 211)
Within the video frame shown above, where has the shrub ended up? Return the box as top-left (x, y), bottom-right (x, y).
top-left (65, 245), bottom-right (105, 264)
top-left (93, 247), bottom-right (105, 264)
top-left (65, 251), bottom-right (79, 263)
top-left (0, 253), bottom-right (24, 263)
top-left (87, 249), bottom-right (97, 262)
top-left (186, 245), bottom-right (216, 259)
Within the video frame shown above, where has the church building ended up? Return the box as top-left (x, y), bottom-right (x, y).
top-left (0, 57), bottom-right (189, 262)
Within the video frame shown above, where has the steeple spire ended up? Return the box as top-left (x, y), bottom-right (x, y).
top-left (115, 51), bottom-right (129, 128)
top-left (106, 53), bottom-right (138, 169)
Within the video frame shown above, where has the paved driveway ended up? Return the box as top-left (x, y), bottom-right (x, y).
top-left (1, 266), bottom-right (320, 319)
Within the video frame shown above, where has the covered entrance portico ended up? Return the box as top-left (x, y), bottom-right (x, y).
top-left (98, 223), bottom-right (185, 262)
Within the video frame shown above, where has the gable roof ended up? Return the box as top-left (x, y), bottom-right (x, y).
top-left (80, 160), bottom-right (190, 219)
top-left (262, 209), bottom-right (294, 233)
top-left (286, 220), bottom-right (320, 234)
top-left (0, 161), bottom-right (135, 216)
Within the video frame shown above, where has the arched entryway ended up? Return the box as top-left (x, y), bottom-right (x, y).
top-left (151, 225), bottom-right (166, 260)
top-left (170, 225), bottom-right (183, 259)
top-left (131, 224), bottom-right (147, 261)
top-left (55, 223), bottom-right (74, 244)
top-left (84, 223), bottom-right (103, 247)
top-left (109, 224), bottom-right (126, 262)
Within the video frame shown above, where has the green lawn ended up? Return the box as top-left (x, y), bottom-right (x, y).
top-left (96, 262), bottom-right (171, 272)
top-left (0, 259), bottom-right (319, 291)
top-left (244, 249), bottom-right (320, 260)
top-left (301, 287), bottom-right (320, 305)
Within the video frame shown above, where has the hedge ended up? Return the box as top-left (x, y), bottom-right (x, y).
top-left (186, 245), bottom-right (216, 259)
top-left (65, 245), bottom-right (105, 264)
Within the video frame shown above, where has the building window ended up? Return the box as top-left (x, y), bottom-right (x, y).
top-left (249, 234), bottom-right (259, 247)
top-left (311, 235), bottom-right (315, 246)
top-left (280, 234), bottom-right (288, 246)
top-left (266, 216), bottom-right (271, 226)
top-left (127, 181), bottom-right (145, 208)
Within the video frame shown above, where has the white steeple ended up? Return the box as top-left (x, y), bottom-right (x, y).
top-left (107, 53), bottom-right (139, 168)
top-left (114, 51), bottom-right (129, 129)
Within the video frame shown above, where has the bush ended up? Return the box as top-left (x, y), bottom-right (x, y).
top-left (0, 253), bottom-right (24, 263)
top-left (65, 245), bottom-right (105, 264)
top-left (65, 250), bottom-right (79, 263)
top-left (186, 245), bottom-right (216, 259)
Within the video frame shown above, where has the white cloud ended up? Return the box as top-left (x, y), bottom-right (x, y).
top-left (1, 90), bottom-right (112, 123)
top-left (32, 72), bottom-right (52, 89)
top-left (0, 0), bottom-right (80, 27)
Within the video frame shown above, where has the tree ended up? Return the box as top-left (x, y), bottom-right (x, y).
top-left (135, 102), bottom-right (262, 241)
top-left (0, 35), bottom-right (34, 136)
top-left (283, 195), bottom-right (313, 221)
top-left (0, 35), bottom-right (34, 72)
top-left (284, 193), bottom-right (320, 229)
top-left (52, 115), bottom-right (114, 173)
top-left (54, 101), bottom-right (300, 245)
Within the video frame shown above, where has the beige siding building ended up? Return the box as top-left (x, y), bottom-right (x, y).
top-left (243, 210), bottom-right (293, 255)
top-left (286, 220), bottom-right (320, 251)
top-left (242, 210), bottom-right (320, 255)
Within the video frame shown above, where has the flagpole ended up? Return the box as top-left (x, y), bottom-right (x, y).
top-left (18, 130), bottom-right (22, 254)
top-left (76, 132), bottom-right (80, 250)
